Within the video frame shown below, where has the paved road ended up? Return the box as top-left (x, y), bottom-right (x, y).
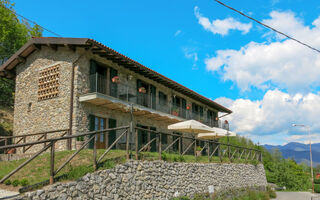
top-left (275, 192), bottom-right (320, 200)
top-left (0, 189), bottom-right (19, 200)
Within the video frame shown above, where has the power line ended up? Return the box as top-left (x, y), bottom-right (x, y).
top-left (213, 0), bottom-right (320, 54)
top-left (0, 4), bottom-right (61, 37)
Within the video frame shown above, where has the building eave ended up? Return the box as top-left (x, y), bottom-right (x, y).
top-left (0, 37), bottom-right (232, 114)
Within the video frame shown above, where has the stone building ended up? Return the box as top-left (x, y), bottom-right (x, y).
top-left (0, 37), bottom-right (232, 153)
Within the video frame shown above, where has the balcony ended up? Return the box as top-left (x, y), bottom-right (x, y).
top-left (81, 74), bottom-right (230, 129)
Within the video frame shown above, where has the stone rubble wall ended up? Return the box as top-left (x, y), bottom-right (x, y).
top-left (15, 160), bottom-right (267, 200)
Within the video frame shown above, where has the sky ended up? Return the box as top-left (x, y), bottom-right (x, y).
top-left (12, 0), bottom-right (320, 145)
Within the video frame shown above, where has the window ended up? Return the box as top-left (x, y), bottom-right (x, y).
top-left (207, 110), bottom-right (218, 126)
top-left (159, 91), bottom-right (167, 106)
top-left (161, 133), bottom-right (167, 144)
top-left (172, 96), bottom-right (186, 118)
top-left (38, 64), bottom-right (60, 101)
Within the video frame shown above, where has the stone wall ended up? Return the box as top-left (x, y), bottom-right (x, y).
top-left (16, 160), bottom-right (267, 200)
top-left (13, 46), bottom-right (80, 153)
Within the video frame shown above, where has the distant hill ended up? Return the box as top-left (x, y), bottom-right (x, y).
top-left (263, 142), bottom-right (320, 166)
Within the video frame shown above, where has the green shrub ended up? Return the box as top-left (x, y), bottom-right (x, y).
top-left (267, 186), bottom-right (276, 198)
top-left (103, 160), bottom-right (115, 169)
top-left (314, 184), bottom-right (320, 193)
top-left (12, 180), bottom-right (19, 187)
top-left (171, 197), bottom-right (190, 200)
top-left (161, 152), bottom-right (168, 161)
top-left (314, 179), bottom-right (320, 184)
top-left (173, 156), bottom-right (178, 162)
top-left (193, 193), bottom-right (210, 200)
top-left (178, 155), bottom-right (185, 162)
top-left (20, 179), bottom-right (29, 187)
top-left (66, 165), bottom-right (94, 180)
top-left (4, 180), bottom-right (11, 185)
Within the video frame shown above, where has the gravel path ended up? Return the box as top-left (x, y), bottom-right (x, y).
top-left (275, 192), bottom-right (320, 200)
top-left (0, 189), bottom-right (19, 200)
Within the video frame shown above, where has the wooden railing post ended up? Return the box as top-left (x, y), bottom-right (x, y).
top-left (135, 129), bottom-right (138, 160)
top-left (218, 144), bottom-right (222, 162)
top-left (147, 130), bottom-right (151, 152)
top-left (126, 128), bottom-right (130, 159)
top-left (44, 133), bottom-right (47, 148)
top-left (50, 141), bottom-right (55, 185)
top-left (207, 141), bottom-right (210, 162)
top-left (159, 133), bottom-right (162, 160)
top-left (178, 137), bottom-right (181, 155)
top-left (194, 138), bottom-right (197, 157)
top-left (93, 134), bottom-right (97, 171)
top-left (23, 136), bottom-right (26, 153)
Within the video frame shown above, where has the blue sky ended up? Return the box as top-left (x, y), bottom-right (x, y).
top-left (13, 0), bottom-right (320, 145)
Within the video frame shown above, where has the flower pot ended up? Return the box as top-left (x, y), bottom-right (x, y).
top-left (196, 150), bottom-right (201, 157)
top-left (76, 141), bottom-right (85, 150)
top-left (138, 87), bottom-right (146, 93)
top-left (112, 76), bottom-right (120, 83)
top-left (7, 148), bottom-right (16, 154)
top-left (172, 111), bottom-right (179, 116)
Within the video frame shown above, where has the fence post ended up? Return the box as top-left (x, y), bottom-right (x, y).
top-left (93, 134), bottom-right (97, 171)
top-left (50, 141), bottom-right (55, 185)
top-left (147, 129), bottom-right (151, 152)
top-left (135, 129), bottom-right (138, 160)
top-left (44, 133), bottom-right (47, 148)
top-left (159, 133), bottom-right (162, 160)
top-left (194, 138), bottom-right (197, 157)
top-left (227, 137), bottom-right (231, 162)
top-left (218, 144), bottom-right (222, 162)
top-left (178, 137), bottom-right (181, 155)
top-left (126, 128), bottom-right (130, 159)
top-left (207, 142), bottom-right (210, 162)
top-left (23, 136), bottom-right (26, 153)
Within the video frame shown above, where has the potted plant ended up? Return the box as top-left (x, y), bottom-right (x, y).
top-left (196, 146), bottom-right (202, 156)
top-left (76, 136), bottom-right (85, 150)
top-left (171, 108), bottom-right (179, 116)
top-left (7, 148), bottom-right (16, 154)
top-left (138, 87), bottom-right (146, 94)
top-left (111, 76), bottom-right (120, 83)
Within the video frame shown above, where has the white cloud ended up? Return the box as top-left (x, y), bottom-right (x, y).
top-left (194, 6), bottom-right (252, 36)
top-left (174, 30), bottom-right (182, 37)
top-left (285, 134), bottom-right (320, 144)
top-left (183, 47), bottom-right (198, 69)
top-left (205, 11), bottom-right (320, 92)
top-left (215, 90), bottom-right (320, 144)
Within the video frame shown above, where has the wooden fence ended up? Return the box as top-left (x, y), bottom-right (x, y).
top-left (0, 124), bottom-right (262, 186)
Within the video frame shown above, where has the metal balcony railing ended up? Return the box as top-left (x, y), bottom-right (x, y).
top-left (89, 74), bottom-right (230, 130)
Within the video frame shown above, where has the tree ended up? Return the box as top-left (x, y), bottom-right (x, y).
top-left (0, 0), bottom-right (42, 106)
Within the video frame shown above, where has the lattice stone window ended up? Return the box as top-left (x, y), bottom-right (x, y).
top-left (38, 64), bottom-right (60, 101)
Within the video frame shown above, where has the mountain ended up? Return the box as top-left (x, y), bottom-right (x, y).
top-left (263, 142), bottom-right (320, 166)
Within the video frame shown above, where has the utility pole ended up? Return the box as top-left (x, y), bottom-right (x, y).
top-left (292, 124), bottom-right (314, 193)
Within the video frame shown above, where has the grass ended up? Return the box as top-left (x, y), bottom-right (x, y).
top-left (171, 188), bottom-right (276, 200)
top-left (0, 149), bottom-right (261, 188)
top-left (0, 149), bottom-right (127, 186)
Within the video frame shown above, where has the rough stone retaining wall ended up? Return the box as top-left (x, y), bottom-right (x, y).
top-left (15, 160), bottom-right (267, 200)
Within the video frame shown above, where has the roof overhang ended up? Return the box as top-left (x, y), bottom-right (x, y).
top-left (0, 37), bottom-right (232, 114)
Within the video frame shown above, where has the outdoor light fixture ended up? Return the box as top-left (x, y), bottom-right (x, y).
top-left (292, 123), bottom-right (314, 193)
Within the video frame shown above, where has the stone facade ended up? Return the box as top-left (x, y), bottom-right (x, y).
top-left (15, 160), bottom-right (267, 200)
top-left (13, 45), bottom-right (226, 153)
top-left (13, 46), bottom-right (80, 153)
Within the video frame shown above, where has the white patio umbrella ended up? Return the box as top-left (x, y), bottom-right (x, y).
top-left (197, 127), bottom-right (236, 140)
top-left (168, 120), bottom-right (213, 134)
